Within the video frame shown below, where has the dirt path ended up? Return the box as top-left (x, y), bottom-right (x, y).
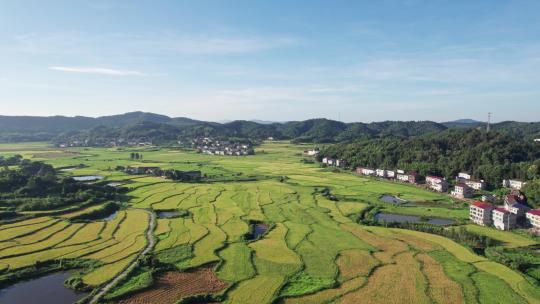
top-left (88, 209), bottom-right (156, 304)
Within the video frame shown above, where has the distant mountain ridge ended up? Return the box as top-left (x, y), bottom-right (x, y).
top-left (0, 112), bottom-right (539, 143)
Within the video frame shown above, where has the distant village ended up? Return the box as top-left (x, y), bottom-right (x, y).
top-left (192, 137), bottom-right (254, 156)
top-left (57, 138), bottom-right (153, 148)
top-left (317, 154), bottom-right (540, 234)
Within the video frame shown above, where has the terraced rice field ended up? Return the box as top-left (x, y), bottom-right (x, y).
top-left (0, 141), bottom-right (538, 303)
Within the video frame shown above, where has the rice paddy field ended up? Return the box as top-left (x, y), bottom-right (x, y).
top-left (0, 141), bottom-right (539, 303)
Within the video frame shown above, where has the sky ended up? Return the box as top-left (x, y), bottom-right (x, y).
top-left (1, 0), bottom-right (539, 122)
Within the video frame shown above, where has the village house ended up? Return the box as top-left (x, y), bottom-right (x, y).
top-left (396, 172), bottom-right (409, 182)
top-left (469, 201), bottom-right (494, 226)
top-left (376, 169), bottom-right (387, 178)
top-left (455, 172), bottom-right (485, 190)
top-left (425, 175), bottom-right (449, 192)
top-left (464, 179), bottom-right (486, 190)
top-left (458, 172), bottom-right (472, 180)
top-left (356, 167), bottom-right (376, 176)
top-left (526, 209), bottom-right (540, 229)
top-left (504, 194), bottom-right (529, 217)
top-left (386, 170), bottom-right (396, 178)
top-left (322, 157), bottom-right (335, 166)
top-left (502, 179), bottom-right (527, 190)
top-left (303, 148), bottom-right (320, 156)
top-left (125, 166), bottom-right (162, 175)
top-left (432, 180), bottom-right (448, 192)
top-left (482, 194), bottom-right (497, 203)
top-left (492, 207), bottom-right (517, 230)
top-left (335, 159), bottom-right (348, 168)
top-left (451, 183), bottom-right (474, 199)
top-left (396, 171), bottom-right (417, 184)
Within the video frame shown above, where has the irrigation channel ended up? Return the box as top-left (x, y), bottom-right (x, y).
top-left (88, 209), bottom-right (156, 304)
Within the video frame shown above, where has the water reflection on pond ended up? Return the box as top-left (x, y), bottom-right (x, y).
top-left (375, 213), bottom-right (454, 225)
top-left (0, 272), bottom-right (88, 304)
top-left (380, 195), bottom-right (408, 205)
top-left (72, 175), bottom-right (103, 182)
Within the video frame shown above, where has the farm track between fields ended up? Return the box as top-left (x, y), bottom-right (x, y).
top-left (88, 209), bottom-right (156, 304)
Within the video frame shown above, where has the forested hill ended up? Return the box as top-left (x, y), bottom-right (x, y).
top-left (320, 129), bottom-right (540, 187)
top-left (0, 112), bottom-right (540, 143)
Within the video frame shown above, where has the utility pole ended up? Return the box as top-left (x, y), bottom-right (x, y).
top-left (487, 112), bottom-right (491, 133)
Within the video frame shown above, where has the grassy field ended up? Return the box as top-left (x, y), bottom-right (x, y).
top-left (0, 141), bottom-right (538, 303)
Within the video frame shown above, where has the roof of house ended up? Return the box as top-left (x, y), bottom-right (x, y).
top-left (511, 203), bottom-right (528, 209)
top-left (456, 183), bottom-right (469, 188)
top-left (472, 201), bottom-right (493, 210)
top-left (505, 195), bottom-right (518, 204)
top-left (494, 207), bottom-right (510, 214)
top-left (527, 209), bottom-right (540, 216)
top-left (427, 175), bottom-right (443, 180)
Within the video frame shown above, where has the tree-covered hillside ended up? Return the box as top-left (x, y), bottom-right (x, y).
top-left (320, 129), bottom-right (540, 187)
top-left (1, 112), bottom-right (540, 144)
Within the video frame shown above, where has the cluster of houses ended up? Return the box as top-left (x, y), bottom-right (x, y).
top-left (193, 137), bottom-right (254, 156)
top-left (321, 157), bottom-right (348, 168)
top-left (57, 138), bottom-right (153, 148)
top-left (469, 192), bottom-right (540, 231)
top-left (355, 167), bottom-right (419, 184)
top-left (124, 166), bottom-right (202, 182)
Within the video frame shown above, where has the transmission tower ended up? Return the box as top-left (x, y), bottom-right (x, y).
top-left (487, 112), bottom-right (491, 133)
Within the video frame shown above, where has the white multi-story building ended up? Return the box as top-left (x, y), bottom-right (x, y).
top-left (396, 173), bottom-right (409, 182)
top-left (526, 209), bottom-right (540, 229)
top-left (452, 183), bottom-right (474, 199)
top-left (431, 182), bottom-right (448, 192)
top-left (464, 179), bottom-right (486, 190)
top-left (502, 179), bottom-right (527, 190)
top-left (458, 172), bottom-right (472, 180)
top-left (492, 207), bottom-right (516, 230)
top-left (357, 167), bottom-right (375, 176)
top-left (426, 175), bottom-right (444, 185)
top-left (426, 175), bottom-right (448, 192)
top-left (322, 157), bottom-right (335, 166)
top-left (469, 201), bottom-right (494, 226)
top-left (303, 149), bottom-right (320, 156)
top-left (376, 169), bottom-right (387, 178)
top-left (386, 170), bottom-right (396, 178)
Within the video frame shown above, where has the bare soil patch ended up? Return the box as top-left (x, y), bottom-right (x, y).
top-left (118, 267), bottom-right (227, 304)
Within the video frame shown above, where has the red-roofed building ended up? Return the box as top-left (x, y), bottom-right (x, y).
top-left (470, 201), bottom-right (494, 226)
top-left (526, 209), bottom-right (540, 229)
top-left (492, 207), bottom-right (516, 230)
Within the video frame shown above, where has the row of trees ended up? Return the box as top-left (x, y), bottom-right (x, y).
top-left (130, 152), bottom-right (143, 160)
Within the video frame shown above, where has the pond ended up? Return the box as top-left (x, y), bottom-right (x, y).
top-left (375, 213), bottom-right (454, 225)
top-left (246, 223), bottom-right (269, 240)
top-left (102, 211), bottom-right (118, 221)
top-left (380, 195), bottom-right (408, 205)
top-left (156, 210), bottom-right (182, 219)
top-left (0, 272), bottom-right (88, 304)
top-left (72, 175), bottom-right (103, 182)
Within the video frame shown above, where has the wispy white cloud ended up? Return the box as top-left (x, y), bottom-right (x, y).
top-left (49, 66), bottom-right (147, 76)
top-left (8, 31), bottom-right (297, 56)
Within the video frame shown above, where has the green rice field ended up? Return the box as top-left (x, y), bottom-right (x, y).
top-left (0, 141), bottom-right (538, 303)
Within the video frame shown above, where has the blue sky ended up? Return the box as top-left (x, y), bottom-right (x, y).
top-left (1, 0), bottom-right (539, 122)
